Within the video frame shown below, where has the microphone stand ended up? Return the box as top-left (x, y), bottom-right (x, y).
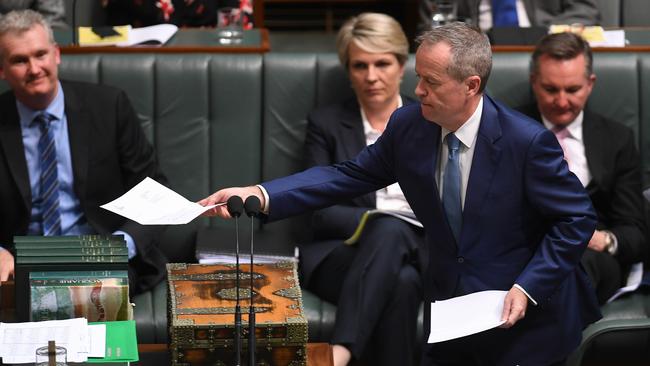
top-left (234, 215), bottom-right (242, 366)
top-left (244, 196), bottom-right (261, 366)
top-left (227, 196), bottom-right (244, 366)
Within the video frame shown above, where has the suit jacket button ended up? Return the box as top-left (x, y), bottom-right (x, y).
top-left (457, 257), bottom-right (464, 263)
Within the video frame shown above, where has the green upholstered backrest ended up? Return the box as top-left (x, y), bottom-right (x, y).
top-left (639, 54), bottom-right (650, 185)
top-left (1, 50), bottom-right (648, 259)
top-left (260, 53), bottom-right (419, 248)
top-left (56, 53), bottom-right (263, 262)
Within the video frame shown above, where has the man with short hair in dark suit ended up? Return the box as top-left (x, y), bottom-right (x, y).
top-left (518, 31), bottom-right (647, 304)
top-left (0, 10), bottom-right (167, 295)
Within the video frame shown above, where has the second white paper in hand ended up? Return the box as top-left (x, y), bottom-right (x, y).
top-left (100, 177), bottom-right (221, 225)
top-left (428, 290), bottom-right (507, 343)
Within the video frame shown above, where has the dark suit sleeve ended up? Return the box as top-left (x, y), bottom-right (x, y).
top-left (516, 128), bottom-right (597, 301)
top-left (543, 0), bottom-right (601, 25)
top-left (601, 129), bottom-right (647, 265)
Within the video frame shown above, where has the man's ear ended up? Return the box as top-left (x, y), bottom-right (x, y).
top-left (466, 75), bottom-right (481, 96)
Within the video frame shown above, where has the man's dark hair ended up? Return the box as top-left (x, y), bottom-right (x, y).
top-left (531, 32), bottom-right (593, 78)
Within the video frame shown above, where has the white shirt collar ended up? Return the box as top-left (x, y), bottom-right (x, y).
top-left (541, 110), bottom-right (584, 142)
top-left (441, 96), bottom-right (484, 148)
top-left (361, 96), bottom-right (404, 136)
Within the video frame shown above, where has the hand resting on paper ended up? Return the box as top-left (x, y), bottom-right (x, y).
top-left (500, 286), bottom-right (529, 328)
top-left (199, 186), bottom-right (265, 219)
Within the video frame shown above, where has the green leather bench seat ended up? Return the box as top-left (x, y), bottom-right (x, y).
top-left (1, 51), bottom-right (649, 363)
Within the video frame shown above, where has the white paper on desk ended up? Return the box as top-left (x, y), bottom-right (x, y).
top-left (88, 323), bottom-right (106, 357)
top-left (606, 262), bottom-right (644, 303)
top-left (119, 24), bottom-right (178, 46)
top-left (590, 30), bottom-right (626, 47)
top-left (428, 290), bottom-right (507, 343)
top-left (0, 318), bottom-right (89, 363)
top-left (100, 177), bottom-right (220, 225)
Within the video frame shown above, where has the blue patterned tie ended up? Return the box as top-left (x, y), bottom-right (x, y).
top-left (35, 113), bottom-right (62, 236)
top-left (443, 133), bottom-right (462, 242)
top-left (492, 0), bottom-right (519, 27)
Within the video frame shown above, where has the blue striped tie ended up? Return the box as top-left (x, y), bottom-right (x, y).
top-left (443, 133), bottom-right (462, 242)
top-left (35, 113), bottom-right (62, 236)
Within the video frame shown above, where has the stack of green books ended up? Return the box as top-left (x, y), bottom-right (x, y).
top-left (13, 235), bottom-right (129, 322)
top-left (15, 235), bottom-right (129, 264)
top-left (30, 270), bottom-right (132, 322)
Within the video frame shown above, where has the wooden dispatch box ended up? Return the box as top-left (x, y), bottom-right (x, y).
top-left (167, 262), bottom-right (308, 365)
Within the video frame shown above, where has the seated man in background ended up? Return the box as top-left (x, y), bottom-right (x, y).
top-left (301, 13), bottom-right (425, 366)
top-left (0, 10), bottom-right (168, 295)
top-left (419, 0), bottom-right (600, 32)
top-left (518, 32), bottom-right (647, 304)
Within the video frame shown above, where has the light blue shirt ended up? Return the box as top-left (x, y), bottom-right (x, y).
top-left (0, 82), bottom-right (136, 259)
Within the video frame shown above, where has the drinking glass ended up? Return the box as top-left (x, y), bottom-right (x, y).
top-left (431, 1), bottom-right (458, 28)
top-left (35, 344), bottom-right (67, 366)
top-left (216, 7), bottom-right (244, 44)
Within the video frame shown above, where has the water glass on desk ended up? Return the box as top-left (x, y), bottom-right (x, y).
top-left (35, 342), bottom-right (67, 366)
top-left (431, 0), bottom-right (458, 27)
top-left (216, 7), bottom-right (243, 44)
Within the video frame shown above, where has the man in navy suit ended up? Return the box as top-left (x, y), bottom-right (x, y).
top-left (201, 22), bottom-right (601, 365)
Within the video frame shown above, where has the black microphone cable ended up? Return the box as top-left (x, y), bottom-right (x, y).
top-left (227, 195), bottom-right (244, 366)
top-left (244, 195), bottom-right (261, 366)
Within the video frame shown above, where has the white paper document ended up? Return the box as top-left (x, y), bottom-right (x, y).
top-left (590, 30), bottom-right (626, 47)
top-left (101, 177), bottom-right (222, 225)
top-left (606, 262), bottom-right (644, 303)
top-left (428, 290), bottom-right (507, 343)
top-left (0, 318), bottom-right (93, 363)
top-left (88, 323), bottom-right (106, 357)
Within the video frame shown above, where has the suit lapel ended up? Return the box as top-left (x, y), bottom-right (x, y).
top-left (462, 96), bottom-right (502, 247)
top-left (340, 99), bottom-right (367, 160)
top-left (62, 83), bottom-right (90, 201)
top-left (582, 110), bottom-right (605, 190)
top-left (0, 95), bottom-right (32, 209)
top-left (339, 99), bottom-right (375, 207)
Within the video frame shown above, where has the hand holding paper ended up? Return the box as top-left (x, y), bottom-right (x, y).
top-left (428, 290), bottom-right (507, 343)
top-left (101, 177), bottom-right (223, 225)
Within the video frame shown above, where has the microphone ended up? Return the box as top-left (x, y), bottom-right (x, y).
top-left (244, 195), bottom-right (260, 365)
top-left (226, 196), bottom-right (244, 366)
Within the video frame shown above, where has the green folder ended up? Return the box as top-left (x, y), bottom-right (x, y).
top-left (87, 320), bottom-right (139, 363)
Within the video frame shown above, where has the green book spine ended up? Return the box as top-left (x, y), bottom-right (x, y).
top-left (15, 240), bottom-right (126, 249)
top-left (29, 270), bottom-right (129, 279)
top-left (14, 234), bottom-right (122, 243)
top-left (30, 277), bottom-right (129, 286)
top-left (16, 255), bottom-right (129, 264)
top-left (17, 246), bottom-right (128, 256)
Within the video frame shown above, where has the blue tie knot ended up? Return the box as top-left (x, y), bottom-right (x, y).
top-left (446, 133), bottom-right (460, 154)
top-left (34, 113), bottom-right (54, 132)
